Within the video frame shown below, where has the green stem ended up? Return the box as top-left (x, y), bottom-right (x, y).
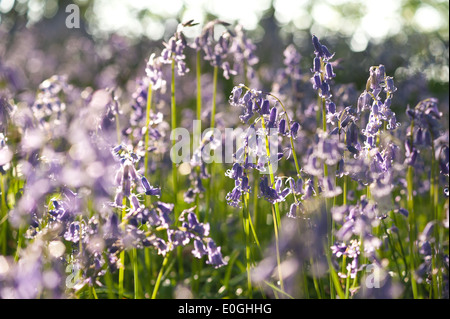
top-left (382, 219), bottom-right (405, 282)
top-left (104, 265), bottom-right (115, 299)
top-left (171, 59), bottom-right (178, 215)
top-left (151, 253), bottom-right (170, 299)
top-left (0, 174), bottom-right (8, 255)
top-left (195, 50), bottom-right (203, 219)
top-left (322, 97), bottom-right (327, 133)
top-left (210, 66), bottom-right (218, 130)
top-left (242, 193), bottom-right (253, 298)
top-left (206, 66), bottom-right (219, 226)
top-left (430, 141), bottom-right (440, 298)
top-left (118, 197), bottom-right (127, 299)
top-left (170, 59), bottom-right (184, 280)
top-left (132, 248), bottom-right (140, 299)
top-left (406, 119), bottom-right (419, 299)
top-left (196, 51), bottom-right (203, 127)
top-left (271, 205), bottom-right (284, 292)
top-left (260, 116), bottom-right (281, 229)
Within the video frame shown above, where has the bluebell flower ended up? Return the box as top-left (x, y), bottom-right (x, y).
top-left (290, 121), bottom-right (300, 139)
top-left (278, 118), bottom-right (287, 135)
top-left (226, 183), bottom-right (243, 208)
top-left (312, 72), bottom-right (322, 90)
top-left (287, 177), bottom-right (303, 195)
top-left (320, 176), bottom-right (342, 198)
top-left (64, 221), bottom-right (82, 243)
top-left (192, 239), bottom-right (208, 259)
top-left (259, 176), bottom-right (290, 204)
top-left (267, 107), bottom-right (278, 129)
top-left (181, 211), bottom-right (210, 237)
top-left (230, 86), bottom-right (243, 106)
top-left (145, 53), bottom-right (166, 91)
top-left (206, 240), bottom-right (227, 269)
top-left (312, 35), bottom-right (323, 57)
top-left (153, 238), bottom-right (170, 256)
top-left (405, 139), bottom-right (419, 166)
top-left (169, 229), bottom-right (190, 247)
top-left (319, 82), bottom-right (332, 99)
top-left (259, 99), bottom-right (270, 115)
top-left (331, 242), bottom-right (347, 258)
top-left (302, 179), bottom-right (316, 200)
top-left (287, 201), bottom-right (305, 219)
top-left (312, 57), bottom-right (321, 73)
top-left (324, 63), bottom-right (336, 81)
top-left (384, 76), bottom-right (397, 93)
top-left (141, 176), bottom-right (161, 196)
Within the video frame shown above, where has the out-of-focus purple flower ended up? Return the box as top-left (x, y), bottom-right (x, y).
top-left (287, 201), bottom-right (305, 219)
top-left (206, 239), bottom-right (227, 269)
top-left (141, 176), bottom-right (161, 197)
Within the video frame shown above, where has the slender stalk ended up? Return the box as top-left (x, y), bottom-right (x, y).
top-left (271, 205), bottom-right (284, 292)
top-left (132, 248), bottom-right (140, 299)
top-left (195, 50), bottom-right (203, 220)
top-left (207, 66), bottom-right (219, 225)
top-left (103, 264), bottom-right (115, 299)
top-left (171, 59), bottom-right (178, 215)
top-left (265, 92), bottom-right (302, 178)
top-left (210, 66), bottom-right (218, 130)
top-left (320, 94), bottom-right (336, 299)
top-left (196, 51), bottom-right (202, 126)
top-left (382, 219), bottom-right (405, 282)
top-left (260, 116), bottom-right (281, 229)
top-left (151, 253), bottom-right (171, 299)
top-left (170, 59), bottom-right (184, 281)
top-left (242, 193), bottom-right (253, 298)
top-left (118, 197), bottom-right (127, 299)
top-left (406, 119), bottom-right (419, 299)
top-left (430, 140), bottom-right (441, 298)
top-left (90, 285), bottom-right (98, 299)
top-left (0, 174), bottom-right (8, 255)
top-left (344, 258), bottom-right (351, 299)
top-left (392, 210), bottom-right (409, 276)
top-left (239, 86), bottom-right (302, 179)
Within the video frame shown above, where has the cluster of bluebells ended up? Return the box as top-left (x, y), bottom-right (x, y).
top-left (0, 16), bottom-right (448, 300)
top-left (0, 28), bottom-right (233, 296)
top-left (232, 34), bottom-right (449, 299)
top-left (272, 45), bottom-right (303, 114)
top-left (331, 196), bottom-right (383, 276)
top-left (160, 23), bottom-right (190, 76)
top-left (109, 144), bottom-right (226, 267)
top-left (191, 21), bottom-right (259, 83)
top-left (226, 84), bottom-right (302, 208)
top-left (405, 98), bottom-right (443, 169)
top-left (311, 35), bottom-right (336, 101)
top-left (191, 20), bottom-right (236, 80)
top-left (358, 64), bottom-right (399, 151)
top-left (30, 75), bottom-right (69, 126)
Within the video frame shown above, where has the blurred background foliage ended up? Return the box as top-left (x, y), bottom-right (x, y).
top-left (0, 0), bottom-right (448, 122)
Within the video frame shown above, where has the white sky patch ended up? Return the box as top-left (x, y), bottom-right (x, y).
top-left (0, 0), bottom-right (15, 13)
top-left (312, 3), bottom-right (342, 30)
top-left (360, 0), bottom-right (402, 40)
top-left (206, 0), bottom-right (271, 30)
top-left (273, 0), bottom-right (310, 25)
top-left (413, 4), bottom-right (443, 32)
top-left (350, 29), bottom-right (369, 52)
top-left (81, 0), bottom-right (446, 43)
